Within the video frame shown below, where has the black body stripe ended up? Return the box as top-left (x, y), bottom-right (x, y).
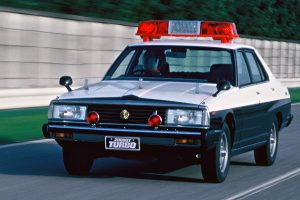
top-left (210, 98), bottom-right (291, 153)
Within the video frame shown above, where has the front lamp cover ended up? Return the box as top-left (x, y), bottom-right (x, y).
top-left (50, 104), bottom-right (87, 120)
top-left (166, 109), bottom-right (209, 126)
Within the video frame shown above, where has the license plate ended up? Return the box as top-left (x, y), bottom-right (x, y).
top-left (105, 136), bottom-right (140, 151)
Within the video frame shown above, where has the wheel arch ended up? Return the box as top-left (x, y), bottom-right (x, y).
top-left (276, 112), bottom-right (282, 130)
top-left (210, 109), bottom-right (236, 148)
top-left (224, 112), bottom-right (235, 148)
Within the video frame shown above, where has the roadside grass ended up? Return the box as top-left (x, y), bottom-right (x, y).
top-left (0, 88), bottom-right (299, 145)
top-left (0, 107), bottom-right (47, 145)
top-left (289, 88), bottom-right (300, 103)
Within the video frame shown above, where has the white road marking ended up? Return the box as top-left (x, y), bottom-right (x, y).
top-left (292, 102), bottom-right (300, 106)
top-left (0, 139), bottom-right (53, 149)
top-left (224, 167), bottom-right (300, 200)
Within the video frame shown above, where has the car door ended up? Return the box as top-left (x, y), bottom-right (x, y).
top-left (244, 50), bottom-right (273, 139)
top-left (234, 50), bottom-right (267, 148)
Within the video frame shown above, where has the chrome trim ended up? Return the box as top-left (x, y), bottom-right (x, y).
top-left (49, 120), bottom-right (87, 124)
top-left (48, 120), bottom-right (210, 130)
top-left (47, 125), bottom-right (204, 138)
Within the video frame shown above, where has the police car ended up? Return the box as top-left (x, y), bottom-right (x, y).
top-left (43, 20), bottom-right (293, 183)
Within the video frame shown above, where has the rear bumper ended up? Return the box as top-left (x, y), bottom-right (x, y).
top-left (42, 123), bottom-right (223, 154)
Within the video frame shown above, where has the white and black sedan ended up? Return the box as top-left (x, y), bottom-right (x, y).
top-left (43, 20), bottom-right (293, 183)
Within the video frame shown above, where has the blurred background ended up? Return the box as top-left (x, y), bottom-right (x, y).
top-left (0, 0), bottom-right (299, 143)
top-left (0, 0), bottom-right (300, 89)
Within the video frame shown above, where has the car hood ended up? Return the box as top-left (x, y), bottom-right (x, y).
top-left (59, 80), bottom-right (217, 105)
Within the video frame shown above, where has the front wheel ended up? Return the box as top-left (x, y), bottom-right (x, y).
top-left (254, 121), bottom-right (278, 166)
top-left (63, 146), bottom-right (94, 176)
top-left (201, 123), bottom-right (231, 183)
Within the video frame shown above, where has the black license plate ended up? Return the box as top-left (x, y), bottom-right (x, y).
top-left (105, 136), bottom-right (140, 151)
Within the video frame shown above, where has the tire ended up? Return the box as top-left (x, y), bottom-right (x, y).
top-left (254, 120), bottom-right (278, 166)
top-left (201, 123), bottom-right (231, 183)
top-left (63, 146), bottom-right (94, 176)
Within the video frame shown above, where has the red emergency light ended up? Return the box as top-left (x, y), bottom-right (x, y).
top-left (86, 111), bottom-right (99, 124)
top-left (148, 114), bottom-right (162, 127)
top-left (136, 20), bottom-right (239, 43)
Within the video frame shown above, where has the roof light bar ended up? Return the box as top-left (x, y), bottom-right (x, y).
top-left (136, 20), bottom-right (239, 43)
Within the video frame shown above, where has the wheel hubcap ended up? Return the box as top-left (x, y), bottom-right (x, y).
top-left (219, 133), bottom-right (229, 173)
top-left (269, 123), bottom-right (277, 157)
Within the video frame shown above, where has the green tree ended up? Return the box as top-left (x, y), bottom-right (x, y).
top-left (0, 0), bottom-right (299, 40)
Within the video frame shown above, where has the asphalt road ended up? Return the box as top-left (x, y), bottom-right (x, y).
top-left (0, 105), bottom-right (299, 200)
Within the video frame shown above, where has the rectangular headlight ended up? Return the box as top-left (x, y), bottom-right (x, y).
top-left (166, 109), bottom-right (210, 126)
top-left (48, 104), bottom-right (87, 120)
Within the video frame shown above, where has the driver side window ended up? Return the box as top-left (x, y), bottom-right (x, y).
top-left (135, 50), bottom-right (150, 71)
top-left (111, 50), bottom-right (136, 79)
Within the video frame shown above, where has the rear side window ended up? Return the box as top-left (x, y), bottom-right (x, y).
top-left (237, 52), bottom-right (251, 86)
top-left (245, 52), bottom-right (264, 83)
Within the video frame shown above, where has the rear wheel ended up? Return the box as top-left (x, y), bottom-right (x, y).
top-left (254, 121), bottom-right (278, 166)
top-left (201, 123), bottom-right (231, 183)
top-left (63, 146), bottom-right (94, 176)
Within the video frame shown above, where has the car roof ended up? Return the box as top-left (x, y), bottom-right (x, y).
top-left (128, 39), bottom-right (254, 50)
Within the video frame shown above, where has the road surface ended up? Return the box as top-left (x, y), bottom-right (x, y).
top-left (0, 105), bottom-right (299, 200)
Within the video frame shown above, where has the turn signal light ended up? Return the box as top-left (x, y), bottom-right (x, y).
top-left (148, 114), bottom-right (162, 127)
top-left (53, 133), bottom-right (73, 138)
top-left (175, 138), bottom-right (197, 145)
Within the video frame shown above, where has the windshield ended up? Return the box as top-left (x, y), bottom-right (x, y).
top-left (104, 46), bottom-right (235, 85)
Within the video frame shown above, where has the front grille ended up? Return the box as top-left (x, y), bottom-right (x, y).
top-left (87, 105), bottom-right (166, 125)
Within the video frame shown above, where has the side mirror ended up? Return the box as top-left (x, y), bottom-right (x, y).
top-left (59, 76), bottom-right (73, 92)
top-left (213, 80), bottom-right (231, 97)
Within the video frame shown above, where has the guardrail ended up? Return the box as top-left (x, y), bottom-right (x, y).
top-left (0, 87), bottom-right (65, 109)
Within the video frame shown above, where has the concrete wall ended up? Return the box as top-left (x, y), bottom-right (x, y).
top-left (0, 11), bottom-right (139, 89)
top-left (0, 10), bottom-right (300, 89)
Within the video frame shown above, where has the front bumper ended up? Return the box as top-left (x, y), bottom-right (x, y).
top-left (43, 123), bottom-right (222, 154)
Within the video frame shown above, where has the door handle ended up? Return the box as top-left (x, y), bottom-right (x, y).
top-left (256, 91), bottom-right (260, 95)
top-left (271, 88), bottom-right (275, 92)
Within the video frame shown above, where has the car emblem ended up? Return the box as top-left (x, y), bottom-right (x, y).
top-left (120, 109), bottom-right (130, 120)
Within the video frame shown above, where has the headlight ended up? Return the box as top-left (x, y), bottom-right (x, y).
top-left (48, 104), bottom-right (87, 120)
top-left (166, 109), bottom-right (210, 126)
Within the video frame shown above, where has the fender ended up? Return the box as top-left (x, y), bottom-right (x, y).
top-left (210, 109), bottom-right (235, 130)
